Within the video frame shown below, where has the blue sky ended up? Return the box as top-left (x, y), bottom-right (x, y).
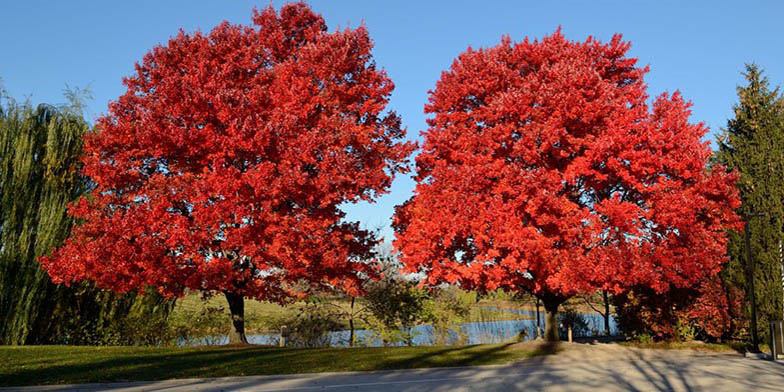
top-left (2, 1), bottom-right (783, 242)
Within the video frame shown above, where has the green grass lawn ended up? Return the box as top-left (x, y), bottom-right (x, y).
top-left (0, 343), bottom-right (554, 387)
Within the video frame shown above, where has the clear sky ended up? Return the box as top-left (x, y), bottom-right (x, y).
top-left (2, 1), bottom-right (783, 242)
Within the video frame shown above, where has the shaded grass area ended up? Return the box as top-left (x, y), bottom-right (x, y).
top-left (0, 343), bottom-right (555, 387)
top-left (619, 341), bottom-right (748, 353)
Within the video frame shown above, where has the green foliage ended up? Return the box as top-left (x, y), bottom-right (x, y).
top-left (169, 305), bottom-right (231, 346)
top-left (364, 279), bottom-right (431, 346)
top-left (360, 316), bottom-right (418, 347)
top-left (61, 310), bottom-right (175, 347)
top-left (454, 289), bottom-right (479, 304)
top-left (481, 290), bottom-right (514, 302)
top-left (716, 64), bottom-right (784, 342)
top-left (0, 93), bottom-right (173, 345)
top-left (632, 333), bottom-right (654, 344)
top-left (52, 291), bottom-right (175, 346)
top-left (267, 303), bottom-right (343, 348)
top-left (424, 287), bottom-right (471, 345)
top-left (674, 317), bottom-right (696, 342)
top-left (363, 280), bottom-right (471, 346)
top-left (558, 307), bottom-right (590, 337)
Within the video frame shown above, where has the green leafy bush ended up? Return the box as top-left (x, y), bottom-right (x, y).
top-left (169, 305), bottom-right (230, 346)
top-left (364, 279), bottom-right (431, 346)
top-left (632, 333), bottom-right (654, 344)
top-left (558, 307), bottom-right (589, 338)
top-left (363, 281), bottom-right (471, 346)
top-left (268, 303), bottom-right (342, 348)
top-left (425, 288), bottom-right (471, 345)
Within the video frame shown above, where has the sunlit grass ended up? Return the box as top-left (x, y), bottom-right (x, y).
top-left (0, 343), bottom-right (551, 387)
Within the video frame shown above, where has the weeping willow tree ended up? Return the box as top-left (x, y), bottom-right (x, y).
top-left (0, 89), bottom-right (173, 345)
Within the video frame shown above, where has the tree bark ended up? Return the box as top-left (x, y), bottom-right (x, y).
top-left (543, 297), bottom-right (562, 342)
top-left (349, 297), bottom-right (356, 347)
top-left (535, 298), bottom-right (542, 339)
top-left (602, 290), bottom-right (611, 336)
top-left (225, 291), bottom-right (249, 345)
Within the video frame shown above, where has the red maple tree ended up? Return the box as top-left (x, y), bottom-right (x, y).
top-left (39, 3), bottom-right (413, 343)
top-left (393, 31), bottom-right (741, 341)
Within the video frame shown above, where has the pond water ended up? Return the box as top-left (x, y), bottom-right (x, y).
top-left (185, 307), bottom-right (618, 347)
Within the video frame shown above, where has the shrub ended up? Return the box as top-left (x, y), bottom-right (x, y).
top-left (425, 288), bottom-right (471, 345)
top-left (558, 307), bottom-right (589, 338)
top-left (633, 333), bottom-right (654, 344)
top-left (362, 282), bottom-right (473, 346)
top-left (613, 276), bottom-right (744, 342)
top-left (170, 305), bottom-right (230, 346)
top-left (51, 292), bottom-right (177, 346)
top-left (268, 303), bottom-right (342, 348)
top-left (364, 279), bottom-right (431, 346)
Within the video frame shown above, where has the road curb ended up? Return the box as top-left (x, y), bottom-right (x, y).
top-left (743, 351), bottom-right (772, 360)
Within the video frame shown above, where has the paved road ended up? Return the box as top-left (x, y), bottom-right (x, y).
top-left (4, 344), bottom-right (783, 391)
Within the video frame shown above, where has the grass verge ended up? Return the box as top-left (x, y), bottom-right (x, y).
top-left (619, 341), bottom-right (748, 353)
top-left (0, 343), bottom-right (555, 387)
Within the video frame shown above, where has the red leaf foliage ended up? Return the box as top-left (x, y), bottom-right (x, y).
top-left (393, 31), bottom-right (741, 304)
top-left (614, 277), bottom-right (745, 340)
top-left (39, 3), bottom-right (414, 301)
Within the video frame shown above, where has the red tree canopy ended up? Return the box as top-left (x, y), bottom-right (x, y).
top-left (40, 3), bottom-right (413, 301)
top-left (394, 31), bottom-right (741, 306)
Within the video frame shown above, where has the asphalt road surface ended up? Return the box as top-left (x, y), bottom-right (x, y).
top-left (4, 344), bottom-right (783, 391)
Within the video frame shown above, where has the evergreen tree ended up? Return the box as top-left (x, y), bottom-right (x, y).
top-left (716, 64), bottom-right (784, 343)
top-left (0, 91), bottom-right (172, 345)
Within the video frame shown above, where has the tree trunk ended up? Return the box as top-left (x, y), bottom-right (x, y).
top-left (349, 297), bottom-right (356, 347)
top-left (535, 298), bottom-right (542, 339)
top-left (225, 292), bottom-right (248, 345)
top-left (543, 298), bottom-right (561, 342)
top-left (603, 290), bottom-right (611, 336)
top-left (723, 278), bottom-right (735, 340)
top-left (349, 318), bottom-right (355, 347)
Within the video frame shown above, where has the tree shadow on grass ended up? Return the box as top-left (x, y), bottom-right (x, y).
top-left (8, 342), bottom-right (782, 390)
top-left (379, 344), bottom-right (511, 370)
top-left (0, 343), bottom-right (557, 388)
top-left (379, 341), bottom-right (559, 370)
top-left (1, 346), bottom-right (301, 387)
